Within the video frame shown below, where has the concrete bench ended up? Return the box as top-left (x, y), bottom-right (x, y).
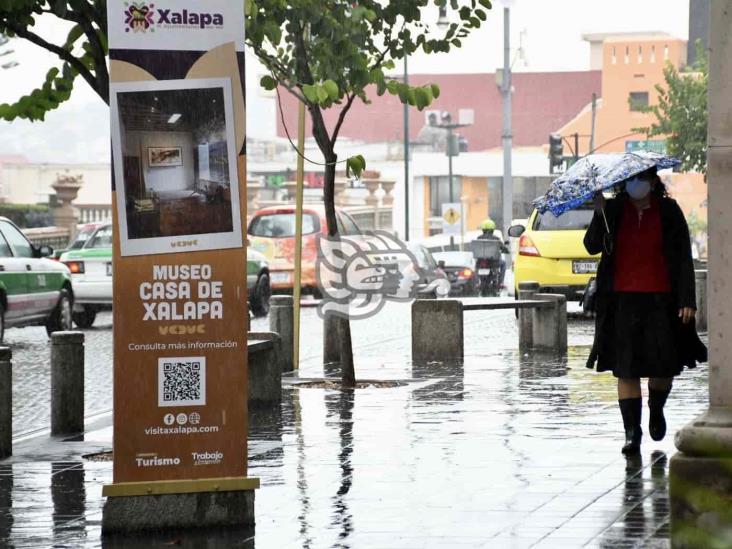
top-left (411, 285), bottom-right (567, 364)
top-left (247, 332), bottom-right (283, 409)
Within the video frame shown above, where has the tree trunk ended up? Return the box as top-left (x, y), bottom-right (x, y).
top-left (320, 148), bottom-right (357, 388)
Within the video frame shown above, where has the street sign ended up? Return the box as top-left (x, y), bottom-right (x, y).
top-left (625, 140), bottom-right (667, 154)
top-left (442, 202), bottom-right (462, 235)
top-left (105, 0), bottom-right (256, 495)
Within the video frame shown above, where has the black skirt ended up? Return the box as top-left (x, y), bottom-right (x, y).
top-left (598, 292), bottom-right (683, 379)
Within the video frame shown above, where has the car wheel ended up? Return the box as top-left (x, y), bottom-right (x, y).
top-left (72, 307), bottom-right (97, 329)
top-left (250, 272), bottom-right (271, 317)
top-left (46, 289), bottom-right (73, 336)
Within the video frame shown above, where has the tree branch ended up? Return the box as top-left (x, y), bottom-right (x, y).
top-left (330, 92), bottom-right (357, 148)
top-left (0, 18), bottom-right (104, 102)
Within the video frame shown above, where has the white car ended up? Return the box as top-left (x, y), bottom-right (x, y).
top-left (59, 224), bottom-right (113, 328)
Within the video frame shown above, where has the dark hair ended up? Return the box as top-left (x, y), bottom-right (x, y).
top-left (617, 167), bottom-right (668, 198)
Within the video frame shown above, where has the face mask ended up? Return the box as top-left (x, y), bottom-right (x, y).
top-left (626, 177), bottom-right (651, 200)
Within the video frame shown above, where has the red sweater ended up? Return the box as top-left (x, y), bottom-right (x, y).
top-left (613, 198), bottom-right (672, 293)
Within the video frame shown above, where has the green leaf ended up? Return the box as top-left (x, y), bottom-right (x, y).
top-left (260, 75), bottom-right (277, 90)
top-left (323, 79), bottom-right (339, 101)
top-left (64, 25), bottom-right (84, 51)
top-left (369, 68), bottom-right (385, 84)
top-left (431, 84), bottom-right (441, 99)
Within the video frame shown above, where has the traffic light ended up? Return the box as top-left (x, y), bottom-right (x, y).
top-left (548, 134), bottom-right (564, 174)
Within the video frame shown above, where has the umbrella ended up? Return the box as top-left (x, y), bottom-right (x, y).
top-left (533, 151), bottom-right (681, 220)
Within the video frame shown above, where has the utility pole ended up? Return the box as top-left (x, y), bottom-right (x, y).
top-left (589, 93), bottom-right (597, 154)
top-left (403, 55), bottom-right (410, 241)
top-left (501, 4), bottom-right (513, 266)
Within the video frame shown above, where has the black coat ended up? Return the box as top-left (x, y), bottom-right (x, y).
top-left (583, 195), bottom-right (707, 370)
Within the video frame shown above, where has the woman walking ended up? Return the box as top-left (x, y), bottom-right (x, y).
top-left (584, 167), bottom-right (707, 455)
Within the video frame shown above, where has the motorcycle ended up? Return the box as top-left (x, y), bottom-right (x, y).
top-left (471, 239), bottom-right (504, 298)
top-left (476, 258), bottom-right (501, 297)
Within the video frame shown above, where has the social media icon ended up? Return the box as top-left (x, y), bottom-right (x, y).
top-left (176, 413), bottom-right (188, 426)
top-left (163, 413), bottom-right (175, 426)
top-left (188, 412), bottom-right (201, 425)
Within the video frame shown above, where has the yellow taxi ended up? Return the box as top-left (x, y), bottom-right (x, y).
top-left (509, 202), bottom-right (600, 301)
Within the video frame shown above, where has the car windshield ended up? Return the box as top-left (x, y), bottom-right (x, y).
top-left (88, 226), bottom-right (113, 248)
top-left (533, 206), bottom-right (594, 231)
top-left (69, 225), bottom-right (98, 249)
top-left (433, 251), bottom-right (475, 268)
top-left (248, 213), bottom-right (319, 238)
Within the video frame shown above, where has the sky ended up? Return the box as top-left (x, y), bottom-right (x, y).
top-left (0, 0), bottom-right (690, 164)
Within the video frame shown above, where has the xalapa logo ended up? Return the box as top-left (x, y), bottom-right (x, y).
top-left (124, 2), bottom-right (225, 33)
top-left (124, 2), bottom-right (155, 33)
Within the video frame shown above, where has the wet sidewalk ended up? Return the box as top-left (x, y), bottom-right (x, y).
top-left (0, 303), bottom-right (709, 548)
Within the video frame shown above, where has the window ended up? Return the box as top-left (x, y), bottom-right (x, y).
top-left (248, 212), bottom-right (319, 238)
top-left (69, 225), bottom-right (98, 250)
top-left (533, 205), bottom-right (594, 231)
top-left (0, 221), bottom-right (34, 258)
top-left (612, 46), bottom-right (617, 65)
top-left (638, 46), bottom-right (643, 63)
top-left (89, 226), bottom-right (113, 248)
top-left (651, 45), bottom-right (656, 63)
top-left (429, 176), bottom-right (462, 217)
top-left (629, 92), bottom-right (649, 112)
top-left (0, 234), bottom-right (11, 258)
top-left (625, 46), bottom-right (630, 64)
top-left (338, 212), bottom-right (361, 235)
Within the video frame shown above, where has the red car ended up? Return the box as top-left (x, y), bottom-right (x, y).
top-left (247, 205), bottom-right (362, 293)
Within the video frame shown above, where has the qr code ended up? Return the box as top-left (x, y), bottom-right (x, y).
top-left (158, 357), bottom-right (206, 407)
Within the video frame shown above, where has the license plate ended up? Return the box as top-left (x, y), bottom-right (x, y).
top-left (106, 263), bottom-right (113, 276)
top-left (573, 261), bottom-right (598, 274)
top-left (271, 272), bottom-right (291, 284)
top-left (478, 268), bottom-right (491, 275)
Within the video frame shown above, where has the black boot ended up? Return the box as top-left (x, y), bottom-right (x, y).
top-left (648, 389), bottom-right (670, 441)
top-left (619, 398), bottom-right (642, 455)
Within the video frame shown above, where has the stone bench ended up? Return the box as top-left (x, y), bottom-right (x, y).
top-left (411, 285), bottom-right (567, 364)
top-left (247, 332), bottom-right (283, 409)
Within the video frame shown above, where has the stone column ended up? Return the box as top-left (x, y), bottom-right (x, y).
top-left (670, 5), bottom-right (732, 546)
top-left (363, 179), bottom-right (380, 207)
top-left (0, 348), bottom-right (11, 459)
top-left (51, 332), bottom-right (85, 435)
top-left (695, 269), bottom-right (708, 333)
top-left (518, 281), bottom-right (539, 351)
top-left (269, 296), bottom-right (294, 372)
top-left (411, 300), bottom-right (464, 364)
top-left (380, 180), bottom-right (395, 206)
top-left (51, 173), bottom-right (82, 243)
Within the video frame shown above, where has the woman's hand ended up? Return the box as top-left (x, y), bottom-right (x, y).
top-left (593, 192), bottom-right (606, 213)
top-left (679, 307), bottom-right (696, 324)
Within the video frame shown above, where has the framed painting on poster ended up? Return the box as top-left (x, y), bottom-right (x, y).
top-left (110, 77), bottom-right (243, 257)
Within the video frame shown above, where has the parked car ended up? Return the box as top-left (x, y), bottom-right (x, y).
top-left (59, 223), bottom-right (113, 328)
top-left (509, 202), bottom-right (599, 301)
top-left (247, 247), bottom-right (271, 317)
top-left (0, 217), bottom-right (73, 342)
top-left (432, 250), bottom-right (479, 296)
top-left (51, 221), bottom-right (109, 259)
top-left (407, 243), bottom-right (451, 298)
top-left (247, 205), bottom-right (364, 294)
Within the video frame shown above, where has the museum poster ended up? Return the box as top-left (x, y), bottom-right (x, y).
top-left (107, 1), bottom-right (249, 484)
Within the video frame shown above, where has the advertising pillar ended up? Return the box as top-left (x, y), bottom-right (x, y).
top-left (102, 1), bottom-right (257, 533)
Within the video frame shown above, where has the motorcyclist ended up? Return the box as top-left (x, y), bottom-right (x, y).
top-left (476, 218), bottom-right (509, 287)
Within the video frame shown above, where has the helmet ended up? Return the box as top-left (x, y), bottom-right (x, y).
top-left (479, 218), bottom-right (496, 231)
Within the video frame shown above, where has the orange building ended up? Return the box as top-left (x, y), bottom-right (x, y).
top-left (557, 33), bottom-right (707, 257)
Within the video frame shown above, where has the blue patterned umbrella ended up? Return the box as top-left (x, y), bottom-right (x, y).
top-left (533, 151), bottom-right (681, 217)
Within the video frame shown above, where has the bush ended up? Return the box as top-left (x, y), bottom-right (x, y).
top-left (0, 204), bottom-right (53, 228)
